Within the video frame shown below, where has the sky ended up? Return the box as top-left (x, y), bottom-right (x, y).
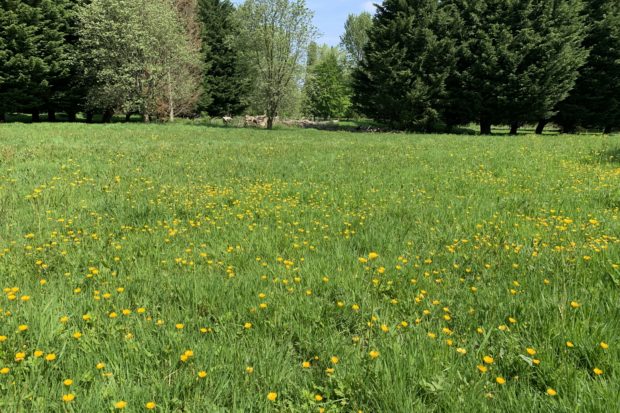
top-left (232, 1), bottom-right (377, 46)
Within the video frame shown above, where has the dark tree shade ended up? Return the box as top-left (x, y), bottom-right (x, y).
top-left (352, 0), bottom-right (457, 131)
top-left (197, 0), bottom-right (250, 116)
top-left (554, 0), bottom-right (620, 133)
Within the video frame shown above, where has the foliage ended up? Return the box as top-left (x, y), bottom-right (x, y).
top-left (554, 0), bottom-right (620, 133)
top-left (353, 0), bottom-right (457, 131)
top-left (198, 0), bottom-right (250, 117)
top-left (302, 47), bottom-right (351, 119)
top-left (78, 0), bottom-right (202, 121)
top-left (0, 122), bottom-right (619, 410)
top-left (237, 0), bottom-right (317, 128)
top-left (340, 12), bottom-right (372, 67)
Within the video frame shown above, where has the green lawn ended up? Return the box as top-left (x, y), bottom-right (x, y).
top-left (0, 123), bottom-right (619, 412)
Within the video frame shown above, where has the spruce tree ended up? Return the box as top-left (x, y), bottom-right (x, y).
top-left (554, 0), bottom-right (620, 133)
top-left (352, 0), bottom-right (456, 131)
top-left (197, 0), bottom-right (249, 116)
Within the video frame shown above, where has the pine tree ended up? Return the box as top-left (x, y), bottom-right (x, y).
top-left (554, 0), bottom-right (620, 133)
top-left (197, 0), bottom-right (249, 116)
top-left (353, 0), bottom-right (456, 131)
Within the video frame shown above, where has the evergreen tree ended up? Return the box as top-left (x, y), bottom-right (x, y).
top-left (443, 0), bottom-right (586, 134)
top-left (198, 0), bottom-right (249, 116)
top-left (554, 0), bottom-right (620, 133)
top-left (353, 0), bottom-right (456, 131)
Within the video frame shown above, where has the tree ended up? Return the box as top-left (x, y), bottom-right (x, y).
top-left (353, 0), bottom-right (457, 131)
top-left (554, 0), bottom-right (620, 133)
top-left (443, 0), bottom-right (586, 134)
top-left (303, 47), bottom-right (351, 119)
top-left (340, 12), bottom-right (373, 67)
top-left (0, 0), bottom-right (77, 121)
top-left (198, 0), bottom-right (250, 116)
top-left (78, 0), bottom-right (202, 122)
top-left (237, 0), bottom-right (317, 129)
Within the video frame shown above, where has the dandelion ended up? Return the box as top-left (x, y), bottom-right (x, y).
top-left (245, 366), bottom-right (254, 374)
top-left (570, 301), bottom-right (580, 309)
top-left (62, 394), bottom-right (76, 402)
top-left (600, 342), bottom-right (609, 350)
top-left (18, 325), bottom-right (28, 332)
top-left (145, 401), bottom-right (156, 409)
top-left (45, 353), bottom-right (57, 362)
top-left (96, 362), bottom-right (106, 370)
top-left (526, 348), bottom-right (536, 356)
top-left (330, 356), bottom-right (339, 364)
top-left (114, 401), bottom-right (127, 409)
top-left (368, 252), bottom-right (379, 260)
top-left (244, 322), bottom-right (252, 329)
top-left (456, 348), bottom-right (467, 355)
top-left (546, 388), bottom-right (557, 396)
top-left (593, 368), bottom-right (603, 375)
top-left (0, 367), bottom-right (10, 374)
top-left (369, 350), bottom-right (380, 359)
top-left (63, 379), bottom-right (73, 386)
top-left (267, 392), bottom-right (277, 401)
top-left (483, 356), bottom-right (494, 364)
top-left (198, 371), bottom-right (207, 378)
top-left (315, 394), bottom-right (323, 401)
top-left (477, 365), bottom-right (488, 373)
top-left (302, 361), bottom-right (311, 368)
top-left (496, 377), bottom-right (506, 384)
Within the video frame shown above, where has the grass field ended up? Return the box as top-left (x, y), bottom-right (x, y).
top-left (0, 123), bottom-right (619, 412)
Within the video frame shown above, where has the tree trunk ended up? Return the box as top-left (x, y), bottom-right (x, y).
top-left (48, 110), bottom-right (56, 122)
top-left (125, 113), bottom-right (132, 122)
top-left (0, 112), bottom-right (5, 122)
top-left (67, 111), bottom-right (77, 122)
top-left (32, 110), bottom-right (40, 122)
top-left (267, 117), bottom-right (273, 130)
top-left (603, 125), bottom-right (612, 134)
top-left (509, 122), bottom-right (519, 135)
top-left (480, 118), bottom-right (492, 135)
top-left (102, 109), bottom-right (113, 123)
top-left (535, 120), bottom-right (547, 135)
top-left (86, 112), bottom-right (94, 123)
top-left (143, 113), bottom-right (150, 123)
top-left (168, 69), bottom-right (174, 122)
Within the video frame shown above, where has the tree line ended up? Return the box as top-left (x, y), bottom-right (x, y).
top-left (1, 0), bottom-right (618, 134)
top-left (354, 0), bottom-right (620, 134)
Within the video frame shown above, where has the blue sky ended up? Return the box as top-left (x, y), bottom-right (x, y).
top-left (232, 1), bottom-right (377, 46)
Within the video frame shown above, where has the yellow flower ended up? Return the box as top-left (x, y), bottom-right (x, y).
top-left (114, 401), bottom-right (127, 409)
top-left (73, 331), bottom-right (82, 339)
top-left (368, 252), bottom-right (379, 260)
top-left (600, 342), bottom-right (609, 350)
top-left (267, 392), bottom-right (277, 401)
top-left (315, 394), bottom-right (323, 401)
top-left (483, 356), bottom-right (494, 364)
top-left (526, 348), bottom-right (536, 356)
top-left (96, 362), bottom-right (106, 370)
top-left (175, 323), bottom-right (184, 330)
top-left (198, 371), bottom-right (207, 378)
top-left (33, 350), bottom-right (43, 358)
top-left (0, 367), bottom-right (10, 374)
top-left (18, 325), bottom-right (28, 332)
top-left (456, 348), bottom-right (467, 355)
top-left (302, 361), bottom-right (311, 368)
top-left (477, 365), bottom-right (488, 373)
top-left (63, 379), bottom-right (73, 386)
top-left (369, 350), bottom-right (380, 359)
top-left (109, 312), bottom-right (118, 318)
top-left (546, 388), bottom-right (557, 396)
top-left (496, 377), bottom-right (506, 385)
top-left (593, 368), bottom-right (603, 376)
top-left (15, 352), bottom-right (26, 361)
top-left (245, 366), bottom-right (254, 374)
top-left (330, 356), bottom-right (339, 364)
top-left (0, 335), bottom-right (7, 342)
top-left (62, 393), bottom-right (76, 402)
top-left (145, 401), bottom-right (156, 409)
top-left (570, 301), bottom-right (580, 309)
top-left (244, 322), bottom-right (252, 329)
top-left (45, 353), bottom-right (57, 362)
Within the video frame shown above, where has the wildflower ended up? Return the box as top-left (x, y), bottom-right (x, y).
top-left (369, 350), bottom-right (380, 359)
top-left (526, 348), bottom-right (536, 356)
top-left (570, 301), bottom-right (580, 309)
top-left (0, 367), bottom-right (10, 374)
top-left (73, 331), bottom-right (82, 339)
top-left (456, 348), bottom-right (467, 355)
top-left (477, 365), bottom-right (488, 373)
top-left (145, 402), bottom-right (156, 409)
top-left (96, 362), bottom-right (106, 370)
top-left (245, 366), bottom-right (254, 374)
top-left (267, 392), bottom-right (277, 401)
top-left (483, 356), bottom-right (494, 364)
top-left (34, 350), bottom-right (43, 358)
top-left (198, 371), bottom-right (207, 378)
top-left (546, 388), bottom-right (557, 396)
top-left (496, 377), bottom-right (506, 385)
top-left (315, 394), bottom-right (323, 401)
top-left (566, 341), bottom-right (574, 348)
top-left (62, 394), bottom-right (76, 402)
top-left (600, 342), bottom-right (609, 350)
top-left (114, 401), bottom-right (127, 409)
top-left (368, 252), bottom-right (379, 260)
top-left (15, 352), bottom-right (26, 362)
top-left (330, 356), bottom-right (339, 364)
top-left (45, 353), bottom-right (57, 361)
top-left (18, 325), bottom-right (28, 332)
top-left (302, 361), bottom-right (311, 368)
top-left (593, 368), bottom-right (603, 375)
top-left (175, 323), bottom-right (184, 330)
top-left (244, 322), bottom-right (252, 329)
top-left (63, 379), bottom-right (73, 386)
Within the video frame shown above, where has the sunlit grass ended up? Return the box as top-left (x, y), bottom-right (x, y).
top-left (0, 123), bottom-right (619, 411)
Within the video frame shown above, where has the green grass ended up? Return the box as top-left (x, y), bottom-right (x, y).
top-left (0, 123), bottom-right (619, 412)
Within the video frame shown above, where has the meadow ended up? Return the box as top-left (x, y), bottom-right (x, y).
top-left (0, 123), bottom-right (619, 412)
